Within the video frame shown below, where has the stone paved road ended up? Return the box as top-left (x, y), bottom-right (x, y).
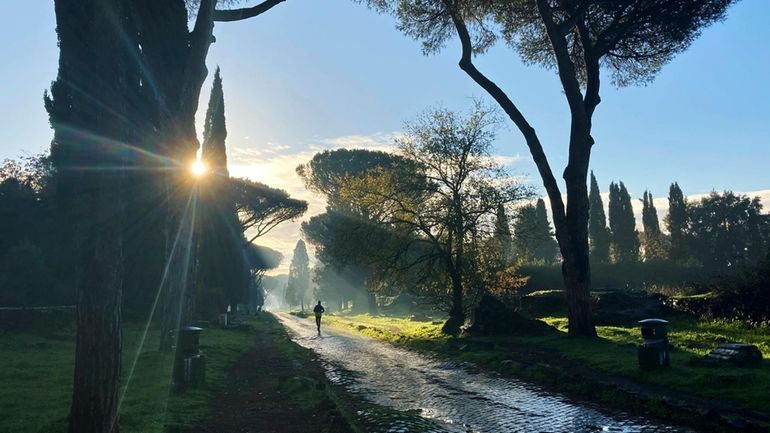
top-left (275, 313), bottom-right (690, 433)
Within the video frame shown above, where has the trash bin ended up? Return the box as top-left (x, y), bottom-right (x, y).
top-left (173, 326), bottom-right (205, 387)
top-left (638, 318), bottom-right (669, 370)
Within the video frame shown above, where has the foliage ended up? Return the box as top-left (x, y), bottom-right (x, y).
top-left (492, 203), bottom-right (513, 262)
top-left (608, 181), bottom-right (639, 262)
top-left (588, 171), bottom-right (610, 264)
top-left (286, 240), bottom-right (311, 309)
top-left (519, 261), bottom-right (710, 294)
top-left (665, 182), bottom-right (689, 262)
top-left (339, 104), bottom-right (529, 331)
top-left (687, 191), bottom-right (768, 270)
top-left (360, 0), bottom-right (737, 337)
top-left (512, 198), bottom-right (559, 264)
top-left (201, 67), bottom-right (228, 176)
top-left (667, 252), bottom-right (770, 325)
top-left (0, 241), bottom-right (56, 307)
top-left (640, 190), bottom-right (668, 261)
top-left (232, 177), bottom-right (308, 245)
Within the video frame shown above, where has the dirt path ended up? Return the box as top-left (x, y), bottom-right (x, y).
top-left (185, 317), bottom-right (351, 433)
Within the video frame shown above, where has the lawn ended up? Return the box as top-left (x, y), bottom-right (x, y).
top-left (321, 311), bottom-right (770, 412)
top-left (0, 318), bottom-right (259, 433)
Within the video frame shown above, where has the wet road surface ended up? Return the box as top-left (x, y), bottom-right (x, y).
top-left (274, 312), bottom-right (688, 433)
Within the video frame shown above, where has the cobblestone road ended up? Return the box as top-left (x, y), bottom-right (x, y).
top-left (275, 313), bottom-right (689, 433)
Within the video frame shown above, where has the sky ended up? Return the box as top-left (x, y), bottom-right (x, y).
top-left (1, 1), bottom-right (768, 274)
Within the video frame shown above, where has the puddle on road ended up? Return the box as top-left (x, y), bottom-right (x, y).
top-left (277, 314), bottom-right (689, 433)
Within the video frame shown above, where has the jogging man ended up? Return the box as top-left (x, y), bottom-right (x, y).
top-left (313, 301), bottom-right (325, 334)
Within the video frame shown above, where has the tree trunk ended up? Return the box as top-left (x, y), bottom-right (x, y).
top-left (49, 0), bottom-right (129, 431)
top-left (558, 118), bottom-right (597, 337)
top-left (442, 264), bottom-right (465, 334)
top-left (69, 206), bottom-right (124, 433)
top-left (559, 182), bottom-right (596, 336)
top-left (367, 292), bottom-right (378, 315)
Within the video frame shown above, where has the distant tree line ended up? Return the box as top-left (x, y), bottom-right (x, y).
top-left (586, 172), bottom-right (769, 271)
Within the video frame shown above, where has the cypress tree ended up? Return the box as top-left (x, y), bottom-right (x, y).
top-left (198, 68), bottom-right (246, 313)
top-left (286, 240), bottom-right (311, 310)
top-left (513, 199), bottom-right (558, 264)
top-left (641, 191), bottom-right (666, 261)
top-left (665, 182), bottom-right (689, 262)
top-left (202, 67), bottom-right (228, 176)
top-left (493, 203), bottom-right (513, 262)
top-left (608, 181), bottom-right (640, 262)
top-left (588, 171), bottom-right (610, 263)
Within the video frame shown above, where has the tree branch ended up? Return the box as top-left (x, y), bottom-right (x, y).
top-left (213, 0), bottom-right (287, 22)
top-left (442, 0), bottom-right (567, 232)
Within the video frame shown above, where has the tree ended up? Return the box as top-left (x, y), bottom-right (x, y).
top-left (299, 148), bottom-right (419, 314)
top-left (513, 199), bottom-right (559, 264)
top-left (608, 181), bottom-right (639, 263)
top-left (688, 191), bottom-right (768, 270)
top-left (640, 190), bottom-right (667, 261)
top-left (364, 0), bottom-right (736, 336)
top-left (588, 171), bottom-right (609, 263)
top-left (245, 244), bottom-right (283, 311)
top-left (232, 178), bottom-right (308, 245)
top-left (341, 105), bottom-right (526, 333)
top-left (197, 68), bottom-right (246, 316)
top-left (286, 240), bottom-right (311, 310)
top-left (46, 1), bottom-right (291, 429)
top-left (46, 0), bottom-right (131, 430)
top-left (665, 182), bottom-right (690, 262)
top-left (493, 203), bottom-right (513, 263)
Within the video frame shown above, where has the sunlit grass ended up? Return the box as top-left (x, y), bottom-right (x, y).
top-left (0, 320), bottom-right (258, 433)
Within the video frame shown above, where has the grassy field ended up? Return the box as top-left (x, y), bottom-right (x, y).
top-left (0, 318), bottom-right (258, 433)
top-left (321, 311), bottom-right (770, 411)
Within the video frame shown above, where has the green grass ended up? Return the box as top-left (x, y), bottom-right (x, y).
top-left (0, 319), bottom-right (258, 433)
top-left (320, 311), bottom-right (770, 412)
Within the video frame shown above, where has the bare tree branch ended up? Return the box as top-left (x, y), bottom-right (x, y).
top-left (213, 0), bottom-right (287, 22)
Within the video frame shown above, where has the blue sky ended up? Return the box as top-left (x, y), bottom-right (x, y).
top-left (2, 1), bottom-right (768, 272)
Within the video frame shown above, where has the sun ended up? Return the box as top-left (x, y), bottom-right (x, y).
top-left (190, 160), bottom-right (208, 177)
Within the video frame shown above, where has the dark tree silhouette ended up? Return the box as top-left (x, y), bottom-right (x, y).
top-left (665, 182), bottom-right (690, 262)
top-left (362, 0), bottom-right (736, 336)
top-left (513, 199), bottom-right (559, 264)
top-left (286, 240), bottom-right (311, 310)
top-left (197, 67), bottom-right (246, 315)
top-left (493, 203), bottom-right (514, 263)
top-left (608, 181), bottom-right (639, 263)
top-left (45, 1), bottom-right (291, 429)
top-left (641, 191), bottom-right (666, 261)
top-left (46, 0), bottom-right (132, 431)
top-left (232, 178), bottom-right (308, 245)
top-left (588, 172), bottom-right (610, 264)
top-left (688, 191), bottom-right (768, 270)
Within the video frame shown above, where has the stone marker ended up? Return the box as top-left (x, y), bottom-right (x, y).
top-left (707, 343), bottom-right (763, 366)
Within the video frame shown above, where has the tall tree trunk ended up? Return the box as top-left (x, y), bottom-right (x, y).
top-left (367, 292), bottom-right (378, 315)
top-left (442, 261), bottom-right (465, 334)
top-left (49, 0), bottom-right (129, 431)
top-left (560, 164), bottom-right (596, 337)
top-left (447, 4), bottom-right (597, 337)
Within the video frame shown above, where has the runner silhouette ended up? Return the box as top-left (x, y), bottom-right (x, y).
top-left (313, 301), bottom-right (325, 334)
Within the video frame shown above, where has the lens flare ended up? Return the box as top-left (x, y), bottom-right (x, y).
top-left (191, 160), bottom-right (208, 177)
